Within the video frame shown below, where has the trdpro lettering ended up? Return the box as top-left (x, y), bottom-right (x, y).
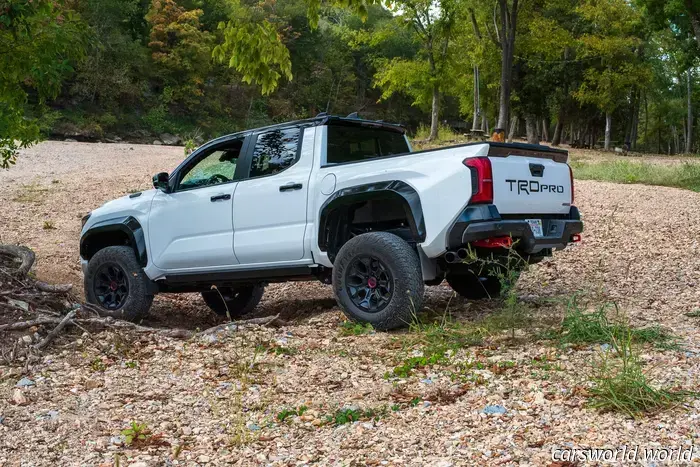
top-left (505, 179), bottom-right (564, 195)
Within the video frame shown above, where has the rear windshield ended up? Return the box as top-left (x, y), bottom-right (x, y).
top-left (326, 124), bottom-right (409, 165)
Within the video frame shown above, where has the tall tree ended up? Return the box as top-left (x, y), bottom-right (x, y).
top-left (0, 0), bottom-right (85, 168)
top-left (374, 0), bottom-right (457, 140)
top-left (573, 0), bottom-right (648, 150)
top-left (494, 0), bottom-right (519, 132)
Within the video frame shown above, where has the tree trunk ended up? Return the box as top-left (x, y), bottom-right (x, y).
top-left (604, 113), bottom-right (612, 151)
top-left (684, 0), bottom-right (700, 50)
top-left (687, 68), bottom-right (693, 154)
top-left (644, 92), bottom-right (649, 153)
top-left (525, 115), bottom-right (539, 144)
top-left (631, 97), bottom-right (640, 151)
top-left (507, 117), bottom-right (518, 143)
top-left (429, 84), bottom-right (439, 141)
top-left (542, 118), bottom-right (550, 142)
top-left (496, 0), bottom-right (519, 131)
top-left (472, 65), bottom-right (481, 130)
top-left (552, 121), bottom-right (563, 146)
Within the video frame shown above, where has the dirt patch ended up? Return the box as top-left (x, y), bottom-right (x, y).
top-left (1, 141), bottom-right (700, 465)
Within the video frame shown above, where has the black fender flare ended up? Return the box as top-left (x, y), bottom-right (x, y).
top-left (80, 216), bottom-right (148, 266)
top-left (318, 180), bottom-right (426, 251)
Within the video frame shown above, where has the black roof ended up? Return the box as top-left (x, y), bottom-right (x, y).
top-left (208, 115), bottom-right (405, 145)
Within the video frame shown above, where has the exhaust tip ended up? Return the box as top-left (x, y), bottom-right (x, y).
top-left (457, 248), bottom-right (469, 260)
top-left (444, 251), bottom-right (458, 263)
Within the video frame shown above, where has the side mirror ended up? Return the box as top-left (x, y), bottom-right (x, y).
top-left (153, 172), bottom-right (170, 192)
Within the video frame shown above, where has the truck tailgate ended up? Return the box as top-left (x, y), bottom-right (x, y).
top-left (490, 156), bottom-right (572, 215)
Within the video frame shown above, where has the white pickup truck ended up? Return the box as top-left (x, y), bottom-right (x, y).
top-left (80, 115), bottom-right (582, 330)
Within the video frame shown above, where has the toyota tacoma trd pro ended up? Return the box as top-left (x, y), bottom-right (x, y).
top-left (80, 115), bottom-right (583, 330)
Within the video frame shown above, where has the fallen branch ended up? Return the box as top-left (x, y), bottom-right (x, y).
top-left (35, 281), bottom-right (73, 293)
top-left (0, 317), bottom-right (63, 332)
top-left (77, 317), bottom-right (193, 339)
top-left (196, 314), bottom-right (284, 337)
top-left (35, 310), bottom-right (76, 350)
top-left (0, 245), bottom-right (36, 276)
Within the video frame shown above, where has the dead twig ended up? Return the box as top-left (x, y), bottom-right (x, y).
top-left (34, 310), bottom-right (76, 350)
top-left (196, 314), bottom-right (284, 337)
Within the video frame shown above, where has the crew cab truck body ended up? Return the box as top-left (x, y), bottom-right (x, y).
top-left (80, 115), bottom-right (583, 329)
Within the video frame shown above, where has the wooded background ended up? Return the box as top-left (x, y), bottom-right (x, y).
top-left (2, 0), bottom-right (700, 168)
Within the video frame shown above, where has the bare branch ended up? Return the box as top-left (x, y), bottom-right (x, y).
top-left (35, 310), bottom-right (76, 350)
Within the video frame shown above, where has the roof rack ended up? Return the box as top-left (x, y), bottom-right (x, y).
top-left (316, 112), bottom-right (329, 118)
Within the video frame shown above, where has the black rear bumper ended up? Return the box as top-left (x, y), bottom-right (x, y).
top-left (447, 204), bottom-right (583, 254)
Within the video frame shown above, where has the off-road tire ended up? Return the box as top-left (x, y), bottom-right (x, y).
top-left (333, 232), bottom-right (424, 331)
top-left (201, 285), bottom-right (265, 318)
top-left (84, 246), bottom-right (154, 321)
top-left (446, 271), bottom-right (502, 299)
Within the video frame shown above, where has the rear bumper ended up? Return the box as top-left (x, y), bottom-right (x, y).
top-left (447, 204), bottom-right (583, 254)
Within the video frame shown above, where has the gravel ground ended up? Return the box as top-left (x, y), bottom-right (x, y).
top-left (1, 141), bottom-right (700, 466)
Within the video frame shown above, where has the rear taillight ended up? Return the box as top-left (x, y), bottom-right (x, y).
top-left (464, 157), bottom-right (493, 204)
top-left (569, 165), bottom-right (575, 204)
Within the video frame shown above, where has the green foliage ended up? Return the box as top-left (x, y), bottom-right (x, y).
top-left (327, 406), bottom-right (387, 425)
top-left (90, 357), bottom-right (107, 372)
top-left (339, 321), bottom-right (374, 336)
top-left (121, 421), bottom-right (151, 445)
top-left (146, 0), bottom-right (213, 110)
top-left (413, 123), bottom-right (460, 142)
top-left (389, 350), bottom-right (449, 378)
top-left (559, 298), bottom-right (679, 349)
top-left (0, 0), bottom-right (86, 167)
top-left (571, 160), bottom-right (700, 192)
top-left (6, 0), bottom-right (700, 164)
top-left (588, 326), bottom-right (696, 418)
top-left (212, 0), bottom-right (292, 95)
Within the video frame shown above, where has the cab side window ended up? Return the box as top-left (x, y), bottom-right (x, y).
top-left (249, 128), bottom-right (301, 178)
top-left (178, 138), bottom-right (244, 190)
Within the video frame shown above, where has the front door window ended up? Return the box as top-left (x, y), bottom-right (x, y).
top-left (179, 139), bottom-right (243, 190)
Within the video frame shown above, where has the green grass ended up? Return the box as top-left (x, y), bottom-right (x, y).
top-left (326, 406), bottom-right (388, 425)
top-left (571, 159), bottom-right (700, 192)
top-left (558, 299), bottom-right (679, 349)
top-left (589, 328), bottom-right (695, 418)
top-left (276, 405), bottom-right (308, 422)
top-left (339, 321), bottom-right (374, 336)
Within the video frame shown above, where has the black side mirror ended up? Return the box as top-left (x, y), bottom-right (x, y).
top-left (153, 172), bottom-right (170, 192)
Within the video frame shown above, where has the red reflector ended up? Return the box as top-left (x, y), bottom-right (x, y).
top-left (471, 236), bottom-right (513, 248)
top-left (571, 234), bottom-right (581, 243)
top-left (464, 157), bottom-right (493, 204)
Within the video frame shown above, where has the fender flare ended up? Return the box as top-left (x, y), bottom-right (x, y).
top-left (80, 216), bottom-right (148, 266)
top-left (318, 180), bottom-right (426, 251)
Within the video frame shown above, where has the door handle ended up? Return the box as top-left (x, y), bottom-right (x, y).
top-left (210, 193), bottom-right (231, 202)
top-left (279, 182), bottom-right (303, 192)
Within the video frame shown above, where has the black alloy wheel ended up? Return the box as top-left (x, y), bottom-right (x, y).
top-left (345, 255), bottom-right (393, 313)
top-left (93, 263), bottom-right (129, 310)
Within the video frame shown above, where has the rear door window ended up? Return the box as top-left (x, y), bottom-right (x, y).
top-left (248, 127), bottom-right (301, 178)
top-left (326, 125), bottom-right (409, 165)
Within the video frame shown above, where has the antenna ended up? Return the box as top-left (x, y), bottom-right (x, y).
top-left (346, 112), bottom-right (359, 119)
